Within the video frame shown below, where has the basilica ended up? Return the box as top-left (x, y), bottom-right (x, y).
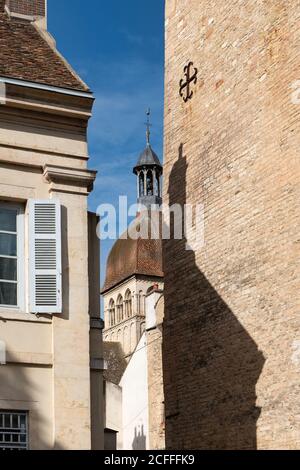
top-left (101, 126), bottom-right (165, 450)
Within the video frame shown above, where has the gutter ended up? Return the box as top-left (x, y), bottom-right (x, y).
top-left (0, 76), bottom-right (93, 99)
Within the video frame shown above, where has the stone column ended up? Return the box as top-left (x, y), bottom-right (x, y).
top-left (152, 168), bottom-right (156, 196)
top-left (135, 292), bottom-right (139, 316)
top-left (137, 171), bottom-right (141, 198)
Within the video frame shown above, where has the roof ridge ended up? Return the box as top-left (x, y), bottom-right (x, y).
top-left (0, 9), bottom-right (90, 92)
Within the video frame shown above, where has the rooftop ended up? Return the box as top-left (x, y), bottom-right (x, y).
top-left (101, 216), bottom-right (163, 294)
top-left (0, 6), bottom-right (89, 91)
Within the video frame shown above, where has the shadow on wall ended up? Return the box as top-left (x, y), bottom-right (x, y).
top-left (132, 424), bottom-right (146, 450)
top-left (162, 144), bottom-right (265, 450)
top-left (0, 349), bottom-right (63, 450)
top-left (61, 205), bottom-right (70, 322)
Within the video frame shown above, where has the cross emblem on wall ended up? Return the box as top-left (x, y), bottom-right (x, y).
top-left (179, 62), bottom-right (198, 103)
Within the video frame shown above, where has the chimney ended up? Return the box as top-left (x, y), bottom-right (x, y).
top-left (6, 0), bottom-right (47, 28)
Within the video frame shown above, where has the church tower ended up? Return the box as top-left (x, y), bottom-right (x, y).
top-left (133, 110), bottom-right (163, 210)
top-left (102, 112), bottom-right (164, 360)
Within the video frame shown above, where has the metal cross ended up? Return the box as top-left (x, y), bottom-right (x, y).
top-left (145, 108), bottom-right (152, 145)
top-left (179, 62), bottom-right (198, 103)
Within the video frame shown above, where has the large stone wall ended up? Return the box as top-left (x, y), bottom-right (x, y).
top-left (163, 0), bottom-right (300, 450)
top-left (146, 294), bottom-right (165, 450)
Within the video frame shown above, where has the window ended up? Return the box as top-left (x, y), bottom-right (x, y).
top-left (0, 203), bottom-right (23, 309)
top-left (116, 295), bottom-right (123, 323)
top-left (125, 289), bottom-right (132, 318)
top-left (138, 290), bottom-right (144, 315)
top-left (29, 200), bottom-right (62, 314)
top-left (109, 299), bottom-right (115, 327)
top-left (146, 170), bottom-right (153, 196)
top-left (139, 172), bottom-right (144, 197)
top-left (0, 411), bottom-right (28, 450)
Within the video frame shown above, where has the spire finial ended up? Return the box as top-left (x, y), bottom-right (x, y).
top-left (145, 108), bottom-right (152, 145)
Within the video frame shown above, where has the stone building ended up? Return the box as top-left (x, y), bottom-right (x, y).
top-left (102, 128), bottom-right (165, 450)
top-left (102, 132), bottom-right (164, 359)
top-left (163, 0), bottom-right (300, 450)
top-left (146, 289), bottom-right (165, 450)
top-left (0, 0), bottom-right (104, 449)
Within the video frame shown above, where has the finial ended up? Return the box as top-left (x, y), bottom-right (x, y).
top-left (145, 108), bottom-right (152, 145)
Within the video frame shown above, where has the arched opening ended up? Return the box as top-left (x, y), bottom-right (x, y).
top-left (138, 290), bottom-right (145, 316)
top-left (117, 329), bottom-right (122, 343)
top-left (117, 294), bottom-right (124, 323)
top-left (123, 326), bottom-right (129, 355)
top-left (146, 170), bottom-right (153, 196)
top-left (156, 173), bottom-right (160, 197)
top-left (139, 172), bottom-right (145, 197)
top-left (109, 299), bottom-right (115, 327)
top-left (125, 289), bottom-right (132, 318)
top-left (147, 286), bottom-right (154, 295)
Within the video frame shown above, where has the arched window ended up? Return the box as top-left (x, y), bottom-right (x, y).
top-left (117, 295), bottom-right (124, 323)
top-left (146, 170), bottom-right (153, 196)
top-left (139, 172), bottom-right (145, 197)
top-left (109, 299), bottom-right (115, 327)
top-left (138, 290), bottom-right (145, 316)
top-left (125, 289), bottom-right (132, 318)
top-left (156, 173), bottom-right (160, 197)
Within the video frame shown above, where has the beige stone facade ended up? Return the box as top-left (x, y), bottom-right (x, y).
top-left (103, 276), bottom-right (163, 359)
top-left (146, 291), bottom-right (165, 450)
top-left (0, 3), bottom-right (104, 450)
top-left (163, 0), bottom-right (300, 450)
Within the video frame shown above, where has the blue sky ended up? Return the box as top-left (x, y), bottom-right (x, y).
top-left (49, 0), bottom-right (165, 287)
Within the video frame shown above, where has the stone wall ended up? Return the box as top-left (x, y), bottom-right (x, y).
top-left (103, 277), bottom-right (163, 359)
top-left (163, 0), bottom-right (300, 450)
top-left (0, 81), bottom-right (97, 449)
top-left (146, 293), bottom-right (165, 450)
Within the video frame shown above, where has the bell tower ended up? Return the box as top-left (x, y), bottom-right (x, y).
top-left (133, 110), bottom-right (163, 209)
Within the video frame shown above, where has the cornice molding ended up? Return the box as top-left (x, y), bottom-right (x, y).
top-left (43, 164), bottom-right (97, 195)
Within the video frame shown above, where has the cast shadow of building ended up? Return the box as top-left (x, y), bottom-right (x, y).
top-left (132, 425), bottom-right (147, 451)
top-left (0, 349), bottom-right (63, 450)
top-left (162, 144), bottom-right (265, 450)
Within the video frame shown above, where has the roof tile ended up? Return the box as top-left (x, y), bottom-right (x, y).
top-left (0, 10), bottom-right (89, 91)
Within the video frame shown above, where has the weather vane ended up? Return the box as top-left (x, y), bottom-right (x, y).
top-left (145, 108), bottom-right (152, 145)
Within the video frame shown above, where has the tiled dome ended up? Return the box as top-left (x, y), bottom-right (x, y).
top-left (101, 216), bottom-right (163, 294)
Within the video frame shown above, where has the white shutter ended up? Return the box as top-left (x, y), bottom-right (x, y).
top-left (29, 200), bottom-right (62, 314)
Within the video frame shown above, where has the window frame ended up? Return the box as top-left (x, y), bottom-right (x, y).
top-left (109, 299), bottom-right (116, 327)
top-left (0, 410), bottom-right (29, 450)
top-left (0, 202), bottom-right (25, 312)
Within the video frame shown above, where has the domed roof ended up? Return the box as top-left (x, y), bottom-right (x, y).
top-left (101, 216), bottom-right (163, 294)
top-left (133, 144), bottom-right (162, 174)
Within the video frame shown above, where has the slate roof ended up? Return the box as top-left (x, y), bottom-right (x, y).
top-left (0, 6), bottom-right (89, 91)
top-left (101, 216), bottom-right (163, 294)
top-left (134, 144), bottom-right (162, 173)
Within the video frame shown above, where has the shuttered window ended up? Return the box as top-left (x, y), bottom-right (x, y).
top-left (29, 200), bottom-right (62, 314)
top-left (0, 203), bottom-right (24, 309)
